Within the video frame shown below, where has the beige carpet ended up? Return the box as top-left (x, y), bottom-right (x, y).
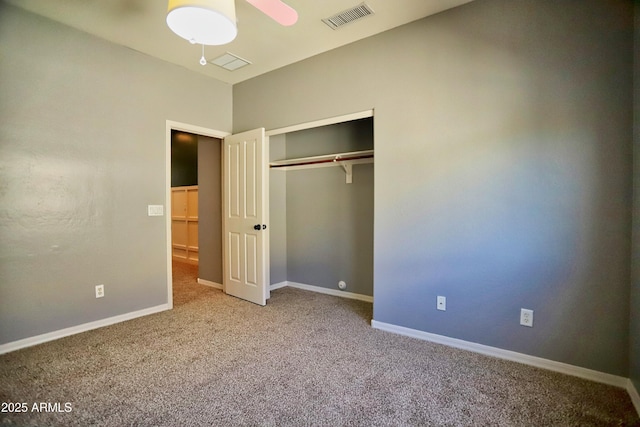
top-left (0, 261), bottom-right (638, 426)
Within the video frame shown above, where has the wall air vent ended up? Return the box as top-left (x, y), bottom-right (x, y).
top-left (322, 3), bottom-right (374, 30)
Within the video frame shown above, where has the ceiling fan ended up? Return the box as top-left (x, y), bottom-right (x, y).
top-left (166, 0), bottom-right (298, 47)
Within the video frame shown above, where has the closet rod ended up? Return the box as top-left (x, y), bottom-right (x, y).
top-left (269, 154), bottom-right (373, 169)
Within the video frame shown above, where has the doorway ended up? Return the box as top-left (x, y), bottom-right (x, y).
top-left (165, 121), bottom-right (228, 309)
top-left (171, 130), bottom-right (199, 265)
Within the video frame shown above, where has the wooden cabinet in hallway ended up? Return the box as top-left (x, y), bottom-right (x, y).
top-left (171, 185), bottom-right (198, 264)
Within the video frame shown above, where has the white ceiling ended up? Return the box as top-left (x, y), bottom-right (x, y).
top-left (6, 0), bottom-right (473, 85)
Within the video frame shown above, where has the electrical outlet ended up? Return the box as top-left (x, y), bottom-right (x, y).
top-left (95, 284), bottom-right (104, 298)
top-left (437, 296), bottom-right (446, 311)
top-left (520, 308), bottom-right (533, 327)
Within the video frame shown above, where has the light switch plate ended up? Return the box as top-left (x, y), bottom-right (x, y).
top-left (148, 205), bottom-right (164, 216)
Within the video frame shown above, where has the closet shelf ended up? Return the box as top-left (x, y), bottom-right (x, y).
top-left (269, 149), bottom-right (374, 171)
top-left (269, 150), bottom-right (373, 184)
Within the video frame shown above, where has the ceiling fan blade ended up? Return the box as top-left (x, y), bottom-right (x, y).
top-left (246, 0), bottom-right (298, 26)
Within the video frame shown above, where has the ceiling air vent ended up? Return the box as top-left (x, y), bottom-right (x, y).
top-left (322, 3), bottom-right (375, 30)
top-left (209, 52), bottom-right (251, 71)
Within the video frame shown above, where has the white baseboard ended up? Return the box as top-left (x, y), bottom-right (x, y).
top-left (270, 281), bottom-right (289, 291)
top-left (270, 281), bottom-right (373, 303)
top-left (628, 379), bottom-right (640, 417)
top-left (0, 304), bottom-right (170, 355)
top-left (371, 320), bottom-right (629, 389)
top-left (198, 278), bottom-right (223, 290)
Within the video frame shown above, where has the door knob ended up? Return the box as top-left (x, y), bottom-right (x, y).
top-left (253, 224), bottom-right (261, 230)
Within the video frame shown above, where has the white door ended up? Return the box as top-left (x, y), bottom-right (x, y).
top-left (223, 128), bottom-right (269, 305)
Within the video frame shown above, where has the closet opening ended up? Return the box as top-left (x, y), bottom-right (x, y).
top-left (267, 112), bottom-right (374, 303)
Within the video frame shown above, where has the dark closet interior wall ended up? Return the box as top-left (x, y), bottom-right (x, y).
top-left (171, 131), bottom-right (198, 187)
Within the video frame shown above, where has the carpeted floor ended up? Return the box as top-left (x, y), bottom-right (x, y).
top-left (1, 261), bottom-right (638, 426)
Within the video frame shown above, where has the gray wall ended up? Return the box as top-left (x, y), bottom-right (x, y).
top-left (269, 134), bottom-right (288, 285)
top-left (0, 3), bottom-right (232, 344)
top-left (235, 0), bottom-right (633, 376)
top-left (197, 135), bottom-right (223, 284)
top-left (282, 120), bottom-right (374, 295)
top-left (632, 0), bottom-right (640, 395)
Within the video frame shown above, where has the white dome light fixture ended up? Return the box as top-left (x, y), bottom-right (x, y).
top-left (167, 0), bottom-right (238, 46)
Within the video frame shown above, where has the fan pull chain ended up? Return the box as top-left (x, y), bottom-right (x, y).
top-left (200, 44), bottom-right (207, 66)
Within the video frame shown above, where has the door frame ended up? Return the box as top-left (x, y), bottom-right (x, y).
top-left (165, 120), bottom-right (229, 309)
